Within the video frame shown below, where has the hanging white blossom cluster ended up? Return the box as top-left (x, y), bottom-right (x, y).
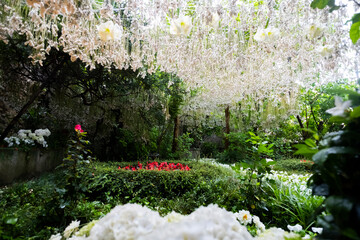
top-left (0, 0), bottom-right (354, 125)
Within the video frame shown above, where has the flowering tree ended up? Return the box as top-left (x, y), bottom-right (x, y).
top-left (0, 0), bottom-right (355, 130)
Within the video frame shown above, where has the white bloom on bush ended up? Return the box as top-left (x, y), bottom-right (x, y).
top-left (5, 129), bottom-right (51, 148)
top-left (35, 128), bottom-right (51, 137)
top-left (312, 227), bottom-right (323, 234)
top-left (252, 215), bottom-right (266, 233)
top-left (256, 227), bottom-right (300, 240)
top-left (18, 129), bottom-right (31, 139)
top-left (165, 211), bottom-right (184, 223)
top-left (317, 45), bottom-right (334, 57)
top-left (70, 204), bottom-right (165, 240)
top-left (236, 210), bottom-right (253, 225)
top-left (75, 220), bottom-right (98, 237)
top-left (67, 204), bottom-right (254, 240)
top-left (170, 16), bottom-right (192, 36)
top-left (64, 220), bottom-right (80, 238)
top-left (305, 23), bottom-right (324, 39)
top-left (98, 21), bottom-right (122, 42)
top-left (143, 204), bottom-right (253, 240)
top-left (49, 233), bottom-right (62, 240)
top-left (326, 96), bottom-right (352, 117)
top-left (287, 224), bottom-right (303, 232)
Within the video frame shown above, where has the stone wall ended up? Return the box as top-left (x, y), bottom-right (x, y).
top-left (0, 148), bottom-right (64, 185)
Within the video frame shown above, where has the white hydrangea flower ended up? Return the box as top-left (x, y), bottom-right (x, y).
top-left (252, 215), bottom-right (265, 232)
top-left (28, 132), bottom-right (37, 140)
top-left (143, 204), bottom-right (253, 240)
top-left (67, 204), bottom-right (254, 240)
top-left (98, 21), bottom-right (122, 41)
top-left (165, 211), bottom-right (184, 223)
top-left (256, 227), bottom-right (300, 240)
top-left (236, 210), bottom-right (253, 225)
top-left (326, 96), bottom-right (352, 117)
top-left (170, 15), bottom-right (193, 36)
top-left (78, 204), bottom-right (165, 240)
top-left (63, 220), bottom-right (80, 238)
top-left (35, 128), bottom-right (51, 137)
top-left (287, 224), bottom-right (303, 232)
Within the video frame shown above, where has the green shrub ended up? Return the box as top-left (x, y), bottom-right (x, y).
top-left (84, 160), bottom-right (235, 204)
top-left (200, 142), bottom-right (219, 158)
top-left (273, 159), bottom-right (314, 173)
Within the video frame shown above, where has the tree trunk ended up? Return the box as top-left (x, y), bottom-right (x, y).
top-left (172, 116), bottom-right (180, 153)
top-left (0, 83), bottom-right (47, 142)
top-left (296, 115), bottom-right (309, 140)
top-left (224, 106), bottom-right (230, 150)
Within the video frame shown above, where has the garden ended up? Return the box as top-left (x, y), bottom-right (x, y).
top-left (0, 0), bottom-right (360, 239)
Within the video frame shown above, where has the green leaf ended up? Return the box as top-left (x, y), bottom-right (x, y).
top-left (325, 195), bottom-right (353, 217)
top-left (350, 106), bottom-right (360, 118)
top-left (310, 0), bottom-right (330, 9)
top-left (239, 162), bottom-right (251, 169)
top-left (350, 21), bottom-right (360, 44)
top-left (305, 138), bottom-right (317, 148)
top-left (313, 147), bottom-right (358, 165)
top-left (352, 13), bottom-right (360, 23)
top-left (4, 217), bottom-right (18, 225)
top-left (329, 5), bottom-right (340, 12)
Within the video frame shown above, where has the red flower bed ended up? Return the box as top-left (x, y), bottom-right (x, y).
top-left (300, 159), bottom-right (314, 164)
top-left (118, 161), bottom-right (191, 171)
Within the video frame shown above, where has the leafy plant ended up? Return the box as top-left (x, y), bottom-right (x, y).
top-left (273, 159), bottom-right (314, 173)
top-left (264, 179), bottom-right (324, 230)
top-left (308, 86), bottom-right (360, 239)
top-left (57, 124), bottom-right (95, 205)
top-left (171, 132), bottom-right (194, 159)
top-left (231, 131), bottom-right (276, 215)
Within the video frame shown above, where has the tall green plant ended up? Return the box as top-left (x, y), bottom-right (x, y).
top-left (58, 124), bottom-right (95, 205)
top-left (232, 131), bottom-right (275, 213)
top-left (308, 86), bottom-right (360, 239)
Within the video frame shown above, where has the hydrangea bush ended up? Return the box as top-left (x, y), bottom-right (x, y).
top-left (4, 128), bottom-right (51, 148)
top-left (50, 203), bottom-right (308, 240)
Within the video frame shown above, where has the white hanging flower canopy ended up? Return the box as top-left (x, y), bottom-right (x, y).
top-left (0, 0), bottom-right (355, 123)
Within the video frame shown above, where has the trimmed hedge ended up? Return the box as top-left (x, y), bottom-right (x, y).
top-left (84, 161), bottom-right (244, 214)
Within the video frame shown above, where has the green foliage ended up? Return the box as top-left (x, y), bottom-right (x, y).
top-left (85, 161), bottom-right (233, 204)
top-left (200, 141), bottom-right (219, 158)
top-left (171, 132), bottom-right (194, 159)
top-left (217, 131), bottom-right (252, 163)
top-left (231, 133), bottom-right (276, 214)
top-left (264, 180), bottom-right (324, 230)
top-left (218, 131), bottom-right (275, 164)
top-left (273, 159), bottom-right (314, 173)
top-left (57, 127), bottom-right (95, 205)
top-left (308, 86), bottom-right (360, 239)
